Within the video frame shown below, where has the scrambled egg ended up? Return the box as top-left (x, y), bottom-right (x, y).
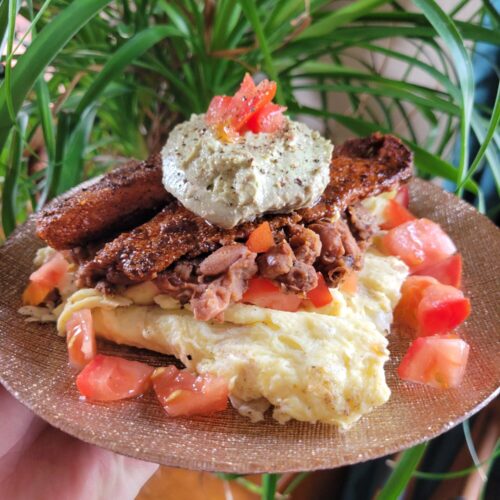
top-left (56, 250), bottom-right (408, 428)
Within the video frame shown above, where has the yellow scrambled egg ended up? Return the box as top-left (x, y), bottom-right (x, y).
top-left (56, 250), bottom-right (408, 428)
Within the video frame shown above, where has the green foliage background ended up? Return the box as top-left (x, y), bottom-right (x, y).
top-left (0, 0), bottom-right (499, 497)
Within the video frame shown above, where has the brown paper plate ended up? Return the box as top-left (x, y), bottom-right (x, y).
top-left (0, 179), bottom-right (499, 473)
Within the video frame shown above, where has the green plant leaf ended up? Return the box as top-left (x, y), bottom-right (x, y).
top-left (412, 0), bottom-right (475, 193)
top-left (57, 107), bottom-right (97, 194)
top-left (1, 113), bottom-right (27, 237)
top-left (261, 473), bottom-right (279, 500)
top-left (467, 98), bottom-right (500, 195)
top-left (298, 0), bottom-right (391, 40)
top-left (0, 0), bottom-right (112, 150)
top-left (238, 0), bottom-right (284, 103)
top-left (0, 0), bottom-right (10, 53)
top-left (74, 25), bottom-right (183, 121)
top-left (377, 443), bottom-right (428, 500)
top-left (35, 77), bottom-right (55, 161)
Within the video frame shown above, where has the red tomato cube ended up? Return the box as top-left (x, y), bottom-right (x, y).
top-left (395, 184), bottom-right (410, 208)
top-left (398, 334), bottom-right (470, 388)
top-left (380, 199), bottom-right (416, 230)
top-left (244, 103), bottom-right (286, 134)
top-left (417, 283), bottom-right (471, 336)
top-left (152, 366), bottom-right (228, 417)
top-left (76, 354), bottom-right (154, 401)
top-left (307, 273), bottom-right (333, 307)
top-left (246, 221), bottom-right (274, 253)
top-left (66, 309), bottom-right (96, 370)
top-left (30, 252), bottom-right (68, 288)
top-left (394, 276), bottom-right (438, 330)
top-left (413, 253), bottom-right (463, 288)
top-left (381, 218), bottom-right (456, 272)
top-left (242, 277), bottom-right (302, 312)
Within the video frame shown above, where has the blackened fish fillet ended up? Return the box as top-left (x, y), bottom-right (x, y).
top-left (35, 154), bottom-right (172, 249)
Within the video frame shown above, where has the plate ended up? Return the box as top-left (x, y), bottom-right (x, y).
top-left (0, 179), bottom-right (499, 473)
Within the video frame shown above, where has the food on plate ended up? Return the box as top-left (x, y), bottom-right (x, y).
top-left (36, 156), bottom-right (171, 249)
top-left (76, 354), bottom-right (154, 401)
top-left (394, 276), bottom-right (470, 335)
top-left (20, 74), bottom-right (471, 426)
top-left (398, 334), bottom-right (470, 389)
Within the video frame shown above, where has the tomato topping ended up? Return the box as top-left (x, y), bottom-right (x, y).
top-left (244, 103), bottom-right (286, 134)
top-left (76, 354), bottom-right (154, 401)
top-left (205, 73), bottom-right (282, 140)
top-left (22, 280), bottom-right (53, 306)
top-left (339, 271), bottom-right (358, 295)
top-left (394, 276), bottom-right (437, 330)
top-left (394, 276), bottom-right (470, 336)
top-left (395, 185), bottom-right (410, 208)
top-left (246, 221), bottom-right (274, 253)
top-left (242, 277), bottom-right (302, 312)
top-left (29, 252), bottom-right (68, 288)
top-left (152, 366), bottom-right (228, 417)
top-left (381, 218), bottom-right (456, 272)
top-left (417, 283), bottom-right (470, 336)
top-left (307, 273), bottom-right (333, 307)
top-left (413, 253), bottom-right (463, 288)
top-left (398, 334), bottom-right (469, 388)
top-left (380, 199), bottom-right (416, 230)
top-left (66, 309), bottom-right (96, 370)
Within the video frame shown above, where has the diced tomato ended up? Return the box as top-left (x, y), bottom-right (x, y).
top-left (381, 218), bottom-right (456, 272)
top-left (76, 354), bottom-right (154, 401)
top-left (339, 271), bottom-right (358, 295)
top-left (66, 309), bottom-right (96, 370)
top-left (380, 199), bottom-right (416, 230)
top-left (394, 276), bottom-right (437, 330)
top-left (398, 334), bottom-right (470, 388)
top-left (22, 280), bottom-right (53, 306)
top-left (29, 252), bottom-right (68, 288)
top-left (205, 74), bottom-right (279, 140)
top-left (395, 185), bottom-right (410, 208)
top-left (246, 221), bottom-right (274, 253)
top-left (394, 276), bottom-right (470, 335)
top-left (152, 366), bottom-right (228, 417)
top-left (413, 253), bottom-right (462, 288)
top-left (244, 103), bottom-right (286, 134)
top-left (307, 273), bottom-right (333, 307)
top-left (417, 283), bottom-right (470, 336)
top-left (242, 277), bottom-right (302, 312)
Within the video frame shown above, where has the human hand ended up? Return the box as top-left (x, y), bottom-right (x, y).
top-left (0, 385), bottom-right (158, 500)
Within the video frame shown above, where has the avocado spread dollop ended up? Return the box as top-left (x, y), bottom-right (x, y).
top-left (161, 114), bottom-right (333, 229)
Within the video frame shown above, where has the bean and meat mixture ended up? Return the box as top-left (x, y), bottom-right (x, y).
top-left (36, 133), bottom-right (412, 321)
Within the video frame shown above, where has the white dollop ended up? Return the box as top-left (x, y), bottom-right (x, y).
top-left (161, 114), bottom-right (333, 228)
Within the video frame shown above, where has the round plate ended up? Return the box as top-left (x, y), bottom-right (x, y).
top-left (0, 179), bottom-right (499, 473)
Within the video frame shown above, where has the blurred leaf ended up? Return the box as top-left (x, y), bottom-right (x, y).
top-left (413, 0), bottom-right (474, 193)
top-left (74, 25), bottom-right (183, 121)
top-left (238, 0), bottom-right (284, 103)
top-left (57, 107), bottom-right (97, 194)
top-left (2, 114), bottom-right (27, 237)
top-left (261, 473), bottom-right (279, 500)
top-left (35, 77), bottom-right (55, 161)
top-left (298, 0), bottom-right (391, 40)
top-left (0, 0), bottom-right (10, 53)
top-left (0, 0), bottom-right (112, 149)
top-left (377, 443), bottom-right (428, 500)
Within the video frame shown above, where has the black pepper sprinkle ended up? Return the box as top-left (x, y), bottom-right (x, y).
top-left (187, 354), bottom-right (192, 360)
top-left (295, 178), bottom-right (303, 186)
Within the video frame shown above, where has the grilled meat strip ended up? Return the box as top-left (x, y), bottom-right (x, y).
top-left (78, 204), bottom-right (300, 287)
top-left (36, 154), bottom-right (172, 249)
top-left (298, 132), bottom-right (412, 222)
top-left (77, 133), bottom-right (412, 287)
